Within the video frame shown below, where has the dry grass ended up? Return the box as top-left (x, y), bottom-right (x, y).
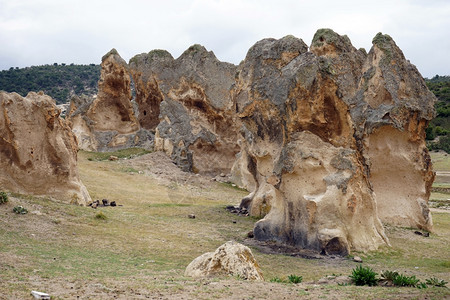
top-left (0, 150), bottom-right (448, 299)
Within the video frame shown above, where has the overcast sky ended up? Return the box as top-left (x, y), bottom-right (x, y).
top-left (0, 0), bottom-right (449, 78)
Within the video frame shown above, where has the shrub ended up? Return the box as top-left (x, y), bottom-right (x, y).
top-left (417, 282), bottom-right (428, 289)
top-left (13, 205), bottom-right (28, 214)
top-left (269, 277), bottom-right (283, 283)
top-left (287, 274), bottom-right (303, 284)
top-left (380, 270), bottom-right (399, 281)
top-left (0, 191), bottom-right (8, 204)
top-left (349, 265), bottom-right (378, 286)
top-left (95, 211), bottom-right (107, 220)
top-left (426, 277), bottom-right (448, 287)
top-left (392, 274), bottom-right (420, 287)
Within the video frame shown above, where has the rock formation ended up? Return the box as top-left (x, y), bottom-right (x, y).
top-left (68, 49), bottom-right (153, 151)
top-left (185, 241), bottom-right (264, 280)
top-left (232, 30), bottom-right (435, 254)
top-left (0, 91), bottom-right (91, 205)
top-left (65, 29), bottom-right (435, 254)
top-left (129, 45), bottom-right (240, 174)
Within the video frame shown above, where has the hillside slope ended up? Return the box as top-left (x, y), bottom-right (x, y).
top-left (0, 64), bottom-right (100, 104)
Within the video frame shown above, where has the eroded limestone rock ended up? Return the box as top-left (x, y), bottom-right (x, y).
top-left (0, 91), bottom-right (91, 205)
top-left (129, 45), bottom-right (240, 175)
top-left (185, 241), bottom-right (264, 280)
top-left (233, 30), bottom-right (435, 254)
top-left (67, 49), bottom-right (153, 151)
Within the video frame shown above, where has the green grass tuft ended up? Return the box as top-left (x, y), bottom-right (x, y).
top-left (349, 265), bottom-right (378, 286)
top-left (0, 191), bottom-right (8, 204)
top-left (95, 211), bottom-right (107, 220)
top-left (287, 274), bottom-right (303, 284)
top-left (83, 148), bottom-right (151, 161)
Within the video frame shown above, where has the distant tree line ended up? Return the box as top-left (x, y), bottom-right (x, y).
top-left (0, 63), bottom-right (100, 104)
top-left (425, 75), bottom-right (450, 152)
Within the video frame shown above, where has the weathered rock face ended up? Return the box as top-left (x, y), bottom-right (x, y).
top-left (233, 30), bottom-right (435, 254)
top-left (129, 45), bottom-right (240, 175)
top-left (185, 241), bottom-right (264, 280)
top-left (360, 34), bottom-right (435, 230)
top-left (0, 91), bottom-right (91, 205)
top-left (67, 49), bottom-right (153, 152)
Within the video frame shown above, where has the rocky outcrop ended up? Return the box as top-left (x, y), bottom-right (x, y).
top-left (64, 30), bottom-right (435, 253)
top-left (67, 49), bottom-right (153, 152)
top-left (0, 91), bottom-right (91, 205)
top-left (232, 30), bottom-right (435, 254)
top-left (129, 45), bottom-right (240, 175)
top-left (360, 34), bottom-right (435, 230)
top-left (185, 241), bottom-right (264, 280)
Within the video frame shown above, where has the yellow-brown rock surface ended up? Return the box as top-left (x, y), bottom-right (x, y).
top-left (232, 30), bottom-right (435, 254)
top-left (68, 49), bottom-right (153, 151)
top-left (0, 91), bottom-right (91, 205)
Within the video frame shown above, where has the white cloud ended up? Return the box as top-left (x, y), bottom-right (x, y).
top-left (0, 0), bottom-right (449, 77)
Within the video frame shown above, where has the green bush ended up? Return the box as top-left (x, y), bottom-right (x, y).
top-left (392, 274), bottom-right (420, 287)
top-left (0, 191), bottom-right (8, 204)
top-left (13, 205), bottom-right (28, 214)
top-left (269, 277), bottom-right (283, 283)
top-left (380, 270), bottom-right (399, 281)
top-left (425, 277), bottom-right (448, 287)
top-left (287, 274), bottom-right (303, 284)
top-left (349, 265), bottom-right (378, 286)
top-left (95, 211), bottom-right (107, 220)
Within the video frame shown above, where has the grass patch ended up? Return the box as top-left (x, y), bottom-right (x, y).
top-left (148, 203), bottom-right (193, 208)
top-left (95, 211), bottom-right (107, 220)
top-left (83, 148), bottom-right (151, 161)
top-left (219, 182), bottom-right (248, 192)
top-left (430, 151), bottom-right (450, 171)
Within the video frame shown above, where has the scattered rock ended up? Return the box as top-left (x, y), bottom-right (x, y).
top-left (225, 205), bottom-right (249, 216)
top-left (414, 231), bottom-right (430, 237)
top-left (220, 173), bottom-right (226, 177)
top-left (353, 256), bottom-right (363, 263)
top-left (102, 199), bottom-right (109, 206)
top-left (247, 230), bottom-right (254, 238)
top-left (110, 201), bottom-right (117, 207)
top-left (188, 214), bottom-right (196, 219)
top-left (108, 156), bottom-right (119, 161)
top-left (184, 241), bottom-right (264, 280)
top-left (31, 291), bottom-right (50, 300)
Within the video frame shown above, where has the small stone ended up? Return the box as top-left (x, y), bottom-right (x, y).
top-left (110, 201), bottom-right (117, 207)
top-left (247, 230), bottom-right (254, 238)
top-left (353, 256), bottom-right (363, 263)
top-left (31, 291), bottom-right (50, 300)
top-left (414, 231), bottom-right (423, 236)
top-left (423, 232), bottom-right (430, 237)
top-left (108, 155), bottom-right (119, 161)
top-left (232, 220), bottom-right (237, 224)
top-left (220, 173), bottom-right (226, 177)
top-left (102, 199), bottom-right (109, 206)
top-left (188, 214), bottom-right (196, 219)
top-left (91, 202), bottom-right (98, 209)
